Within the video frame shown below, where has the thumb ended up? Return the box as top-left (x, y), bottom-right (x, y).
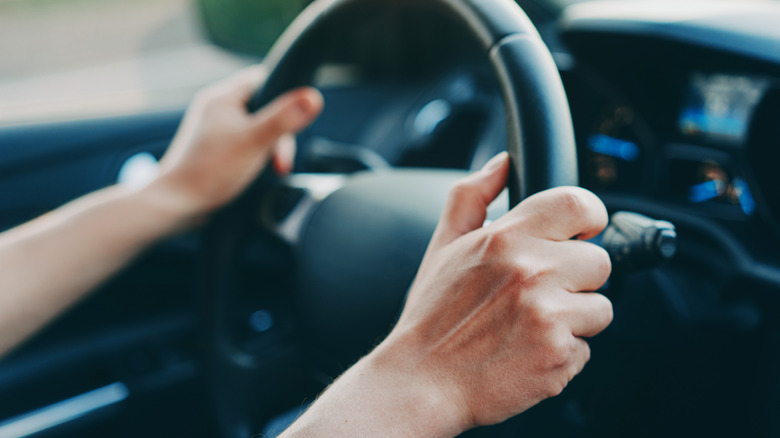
top-left (248, 87), bottom-right (324, 147)
top-left (429, 152), bottom-right (510, 250)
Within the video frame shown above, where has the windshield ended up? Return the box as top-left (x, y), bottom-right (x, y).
top-left (0, 0), bottom-right (767, 126)
top-left (0, 0), bottom-right (254, 126)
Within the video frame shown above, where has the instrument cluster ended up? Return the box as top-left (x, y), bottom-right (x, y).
top-left (564, 65), bottom-right (780, 233)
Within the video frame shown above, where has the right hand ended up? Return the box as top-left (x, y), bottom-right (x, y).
top-left (379, 151), bottom-right (614, 431)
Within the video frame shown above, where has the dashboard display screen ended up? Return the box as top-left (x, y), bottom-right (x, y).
top-left (679, 73), bottom-right (769, 143)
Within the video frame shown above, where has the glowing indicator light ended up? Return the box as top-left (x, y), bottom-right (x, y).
top-left (688, 180), bottom-right (723, 203)
top-left (587, 134), bottom-right (640, 162)
top-left (733, 178), bottom-right (756, 215)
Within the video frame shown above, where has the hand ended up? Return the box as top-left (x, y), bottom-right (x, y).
top-left (377, 152), bottom-right (614, 431)
top-left (0, 68), bottom-right (322, 359)
top-left (279, 152), bottom-right (613, 437)
top-left (152, 65), bottom-right (324, 221)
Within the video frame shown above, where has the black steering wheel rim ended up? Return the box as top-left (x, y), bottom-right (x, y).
top-left (202, 1), bottom-right (578, 437)
top-left (249, 0), bottom-right (578, 204)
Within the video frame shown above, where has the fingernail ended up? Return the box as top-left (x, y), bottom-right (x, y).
top-left (482, 151), bottom-right (508, 172)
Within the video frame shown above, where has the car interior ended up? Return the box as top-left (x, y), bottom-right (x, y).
top-left (1, 0), bottom-right (779, 437)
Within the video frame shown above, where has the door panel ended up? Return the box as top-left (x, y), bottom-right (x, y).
top-left (0, 109), bottom-right (217, 437)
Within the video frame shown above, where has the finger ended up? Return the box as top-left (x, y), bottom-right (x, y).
top-left (565, 292), bottom-right (614, 338)
top-left (273, 134), bottom-right (297, 175)
top-left (429, 152), bottom-right (509, 250)
top-left (500, 186), bottom-right (608, 242)
top-left (568, 337), bottom-right (592, 378)
top-left (550, 240), bottom-right (612, 292)
top-left (248, 87), bottom-right (324, 147)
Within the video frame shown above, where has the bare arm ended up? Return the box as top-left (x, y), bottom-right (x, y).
top-left (0, 67), bottom-right (323, 357)
top-left (0, 183), bottom-right (192, 356)
top-left (281, 153), bottom-right (614, 437)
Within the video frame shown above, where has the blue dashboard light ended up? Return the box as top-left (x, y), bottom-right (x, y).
top-left (688, 180), bottom-right (722, 203)
top-left (732, 178), bottom-right (756, 215)
top-left (587, 134), bottom-right (640, 161)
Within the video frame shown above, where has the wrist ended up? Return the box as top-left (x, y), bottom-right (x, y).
top-left (283, 338), bottom-right (470, 437)
top-left (362, 337), bottom-right (473, 437)
top-left (133, 175), bottom-right (208, 233)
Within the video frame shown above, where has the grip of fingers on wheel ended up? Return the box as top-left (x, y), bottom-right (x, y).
top-left (592, 211), bottom-right (677, 274)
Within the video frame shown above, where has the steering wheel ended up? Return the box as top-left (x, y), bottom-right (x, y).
top-left (201, 0), bottom-right (577, 436)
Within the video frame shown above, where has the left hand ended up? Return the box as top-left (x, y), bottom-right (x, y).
top-left (153, 65), bottom-right (324, 222)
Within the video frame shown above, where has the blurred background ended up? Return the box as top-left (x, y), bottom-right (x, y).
top-left (0, 0), bottom-right (253, 126)
top-left (0, 0), bottom-right (592, 127)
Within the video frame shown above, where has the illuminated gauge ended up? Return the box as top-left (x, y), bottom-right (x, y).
top-left (667, 158), bottom-right (756, 216)
top-left (583, 105), bottom-right (645, 192)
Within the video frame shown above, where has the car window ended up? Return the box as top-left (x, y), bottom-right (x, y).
top-left (6, 0), bottom-right (766, 128)
top-left (0, 0), bottom-right (253, 126)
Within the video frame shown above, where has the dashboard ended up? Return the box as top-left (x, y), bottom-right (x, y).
top-left (295, 1), bottom-right (780, 248)
top-left (562, 34), bottom-right (780, 237)
top-left (566, 65), bottom-right (776, 225)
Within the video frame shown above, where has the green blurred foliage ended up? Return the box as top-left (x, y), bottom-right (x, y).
top-left (199, 0), bottom-right (309, 55)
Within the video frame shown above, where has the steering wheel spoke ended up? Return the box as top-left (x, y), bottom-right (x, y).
top-left (262, 173), bottom-right (351, 245)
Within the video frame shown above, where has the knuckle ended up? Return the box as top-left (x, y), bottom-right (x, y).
top-left (547, 187), bottom-right (609, 230)
top-left (568, 342), bottom-right (590, 382)
top-left (448, 179), bottom-right (476, 204)
top-left (554, 188), bottom-right (589, 218)
top-left (480, 229), bottom-right (511, 255)
top-left (592, 246), bottom-right (613, 283)
top-left (545, 378), bottom-right (567, 399)
top-left (582, 342), bottom-right (592, 365)
top-left (524, 297), bottom-right (559, 331)
top-left (595, 294), bottom-right (615, 329)
top-left (546, 336), bottom-right (574, 369)
top-left (543, 339), bottom-right (589, 399)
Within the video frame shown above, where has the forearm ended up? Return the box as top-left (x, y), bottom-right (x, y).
top-left (0, 180), bottom-right (192, 356)
top-left (280, 338), bottom-right (468, 438)
top-left (0, 71), bottom-right (323, 358)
